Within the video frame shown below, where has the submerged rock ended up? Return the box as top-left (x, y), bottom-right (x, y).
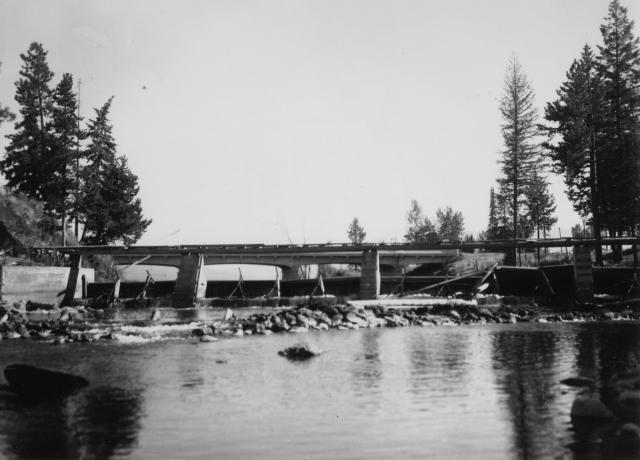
top-left (278, 344), bottom-right (323, 361)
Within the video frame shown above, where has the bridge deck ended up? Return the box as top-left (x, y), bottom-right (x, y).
top-left (33, 237), bottom-right (640, 256)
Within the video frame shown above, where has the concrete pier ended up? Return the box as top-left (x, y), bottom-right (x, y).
top-left (172, 254), bottom-right (207, 308)
top-left (573, 245), bottom-right (594, 301)
top-left (360, 249), bottom-right (380, 300)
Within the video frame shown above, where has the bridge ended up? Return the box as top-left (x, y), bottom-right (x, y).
top-left (40, 237), bottom-right (640, 307)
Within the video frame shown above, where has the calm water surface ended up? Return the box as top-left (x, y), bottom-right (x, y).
top-left (0, 321), bottom-right (639, 459)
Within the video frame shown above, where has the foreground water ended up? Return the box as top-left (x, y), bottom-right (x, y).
top-left (0, 321), bottom-right (638, 459)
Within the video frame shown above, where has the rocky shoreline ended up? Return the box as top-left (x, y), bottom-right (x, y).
top-left (1, 299), bottom-right (639, 344)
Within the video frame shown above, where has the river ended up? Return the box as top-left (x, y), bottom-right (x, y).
top-left (0, 321), bottom-right (638, 459)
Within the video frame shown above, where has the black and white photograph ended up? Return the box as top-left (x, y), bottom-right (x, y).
top-left (0, 0), bottom-right (639, 458)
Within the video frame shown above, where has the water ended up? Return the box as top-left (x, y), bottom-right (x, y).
top-left (0, 321), bottom-right (639, 459)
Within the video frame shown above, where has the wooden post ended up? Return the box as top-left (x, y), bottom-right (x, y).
top-left (113, 277), bottom-right (121, 301)
top-left (61, 253), bottom-right (82, 306)
top-left (81, 274), bottom-right (87, 299)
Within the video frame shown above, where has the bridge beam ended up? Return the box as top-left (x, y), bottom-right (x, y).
top-left (172, 253), bottom-right (207, 308)
top-left (573, 245), bottom-right (594, 301)
top-left (360, 249), bottom-right (380, 300)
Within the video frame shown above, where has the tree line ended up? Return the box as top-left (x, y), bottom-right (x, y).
top-left (0, 42), bottom-right (150, 246)
top-left (348, 1), bottom-right (639, 264)
top-left (489, 0), bottom-right (639, 264)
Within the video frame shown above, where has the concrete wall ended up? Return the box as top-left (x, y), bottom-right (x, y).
top-left (1, 265), bottom-right (95, 304)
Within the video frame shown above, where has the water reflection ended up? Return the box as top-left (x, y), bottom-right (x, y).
top-left (0, 385), bottom-right (144, 460)
top-left (491, 329), bottom-right (563, 458)
top-left (350, 329), bottom-right (383, 405)
top-left (406, 329), bottom-right (470, 399)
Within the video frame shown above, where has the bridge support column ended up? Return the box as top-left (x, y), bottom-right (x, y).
top-left (172, 253), bottom-right (207, 308)
top-left (360, 249), bottom-right (380, 300)
top-left (61, 253), bottom-right (82, 306)
top-left (281, 266), bottom-right (300, 281)
top-left (573, 245), bottom-right (594, 301)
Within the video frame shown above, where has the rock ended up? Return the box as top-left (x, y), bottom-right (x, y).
top-left (616, 391), bottom-right (640, 423)
top-left (448, 310), bottom-right (461, 321)
top-left (289, 326), bottom-right (308, 333)
top-left (4, 364), bottom-right (89, 397)
top-left (345, 312), bottom-right (368, 327)
top-left (191, 328), bottom-right (207, 337)
top-left (295, 314), bottom-right (310, 328)
top-left (571, 396), bottom-right (614, 420)
top-left (561, 376), bottom-right (596, 388)
top-left (200, 335), bottom-right (218, 343)
top-left (278, 344), bottom-right (323, 361)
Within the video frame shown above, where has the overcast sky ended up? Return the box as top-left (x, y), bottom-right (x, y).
top-left (0, 0), bottom-right (637, 248)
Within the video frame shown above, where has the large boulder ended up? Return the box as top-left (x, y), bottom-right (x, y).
top-left (4, 364), bottom-right (89, 397)
top-left (278, 344), bottom-right (323, 361)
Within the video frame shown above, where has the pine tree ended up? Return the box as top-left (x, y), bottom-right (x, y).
top-left (347, 218), bottom-right (366, 244)
top-left (487, 187), bottom-right (499, 239)
top-left (435, 206), bottom-right (465, 242)
top-left (48, 73), bottom-right (84, 243)
top-left (80, 98), bottom-right (151, 244)
top-left (524, 170), bottom-right (557, 239)
top-left (597, 0), bottom-right (640, 246)
top-left (404, 199), bottom-right (437, 243)
top-left (496, 55), bottom-right (540, 245)
top-left (544, 45), bottom-right (605, 264)
top-left (1, 43), bottom-right (55, 202)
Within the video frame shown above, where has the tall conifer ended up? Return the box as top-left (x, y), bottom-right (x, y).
top-left (496, 56), bottom-right (540, 262)
top-left (597, 0), bottom-right (640, 246)
top-left (544, 45), bottom-right (605, 264)
top-left (1, 42), bottom-right (54, 202)
top-left (80, 98), bottom-right (150, 244)
top-left (49, 73), bottom-right (83, 243)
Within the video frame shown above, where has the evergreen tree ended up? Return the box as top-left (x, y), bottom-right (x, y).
top-left (80, 98), bottom-right (150, 244)
top-left (597, 0), bottom-right (640, 244)
top-left (48, 73), bottom-right (83, 242)
top-left (523, 170), bottom-right (557, 239)
top-left (544, 45), bottom-right (605, 264)
top-left (487, 187), bottom-right (499, 239)
top-left (496, 55), bottom-right (540, 245)
top-left (0, 63), bottom-right (15, 128)
top-left (1, 43), bottom-right (54, 202)
top-left (347, 217), bottom-right (366, 244)
top-left (404, 199), bottom-right (437, 243)
top-left (435, 206), bottom-right (465, 241)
